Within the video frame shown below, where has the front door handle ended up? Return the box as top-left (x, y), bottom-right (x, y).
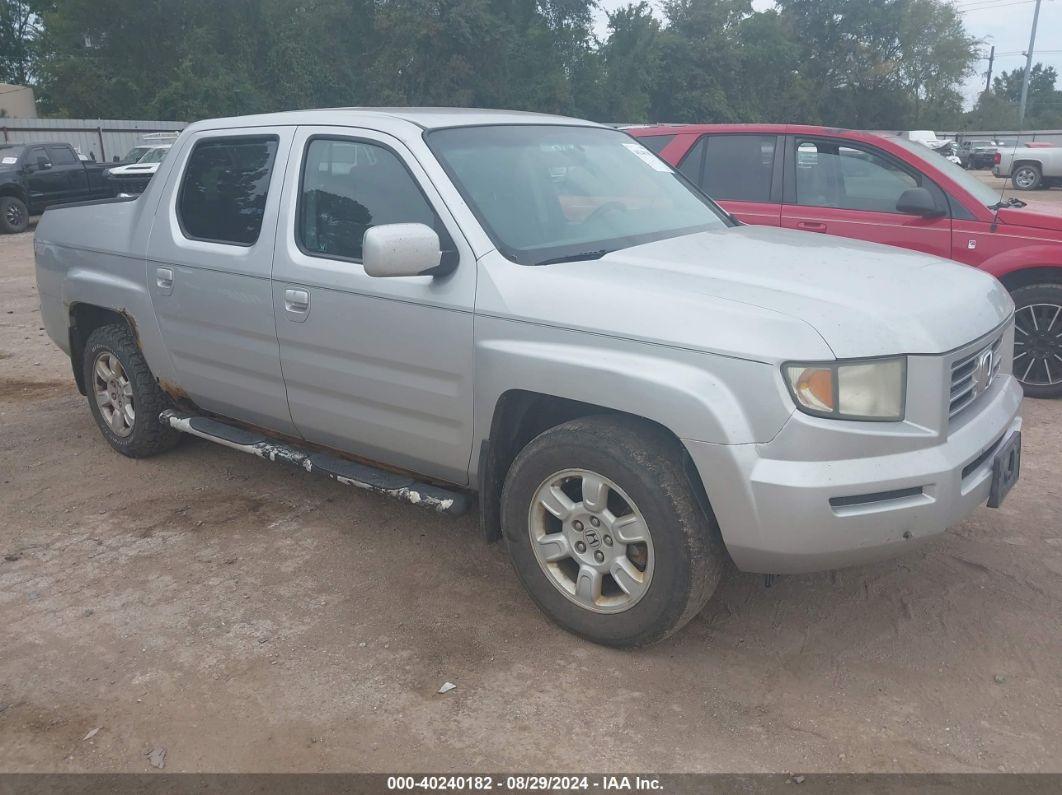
top-left (796, 221), bottom-right (828, 233)
top-left (284, 288), bottom-right (310, 320)
top-left (156, 267), bottom-right (174, 295)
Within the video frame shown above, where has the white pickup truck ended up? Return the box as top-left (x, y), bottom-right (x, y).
top-left (994, 144), bottom-right (1062, 190)
top-left (34, 108), bottom-right (1022, 646)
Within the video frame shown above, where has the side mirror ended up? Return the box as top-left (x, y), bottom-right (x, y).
top-left (36, 155), bottom-right (52, 170)
top-left (362, 223), bottom-right (443, 278)
top-left (113, 156), bottom-right (120, 162)
top-left (896, 187), bottom-right (943, 217)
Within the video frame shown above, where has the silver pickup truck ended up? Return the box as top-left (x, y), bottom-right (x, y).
top-left (994, 144), bottom-right (1062, 190)
top-left (35, 108), bottom-right (1023, 646)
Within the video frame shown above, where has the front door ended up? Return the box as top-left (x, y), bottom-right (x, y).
top-left (146, 127), bottom-right (298, 435)
top-left (271, 127), bottom-right (476, 485)
top-left (780, 137), bottom-right (953, 259)
top-left (23, 146), bottom-right (66, 209)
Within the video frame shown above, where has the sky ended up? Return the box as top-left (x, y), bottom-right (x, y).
top-left (591, 0), bottom-right (1062, 112)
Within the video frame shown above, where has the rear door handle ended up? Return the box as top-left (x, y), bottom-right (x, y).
top-left (284, 288), bottom-right (310, 321)
top-left (156, 267), bottom-right (174, 295)
top-left (796, 221), bottom-right (828, 233)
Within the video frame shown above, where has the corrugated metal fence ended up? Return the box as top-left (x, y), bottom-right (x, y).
top-left (0, 118), bottom-right (187, 163)
top-left (940, 129), bottom-right (1062, 145)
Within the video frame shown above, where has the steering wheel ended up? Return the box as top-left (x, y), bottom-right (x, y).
top-left (585, 201), bottom-right (627, 225)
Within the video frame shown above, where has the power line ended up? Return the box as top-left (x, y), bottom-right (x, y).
top-left (957, 0), bottom-right (1038, 12)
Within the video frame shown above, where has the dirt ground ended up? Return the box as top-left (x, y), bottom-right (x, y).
top-left (1, 194), bottom-right (1061, 773)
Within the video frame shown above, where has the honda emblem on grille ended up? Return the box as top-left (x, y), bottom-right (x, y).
top-left (972, 349), bottom-right (994, 396)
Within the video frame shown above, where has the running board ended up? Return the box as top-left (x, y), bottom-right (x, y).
top-left (160, 410), bottom-right (470, 516)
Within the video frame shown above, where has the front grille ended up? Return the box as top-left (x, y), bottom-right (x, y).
top-left (949, 333), bottom-right (1004, 420)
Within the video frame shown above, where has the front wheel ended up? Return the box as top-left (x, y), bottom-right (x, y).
top-left (501, 415), bottom-right (724, 647)
top-left (1011, 283), bottom-right (1062, 398)
top-left (0, 196), bottom-right (29, 234)
top-left (1012, 164), bottom-right (1042, 191)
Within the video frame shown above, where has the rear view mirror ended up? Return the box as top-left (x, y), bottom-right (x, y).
top-left (362, 223), bottom-right (444, 278)
top-left (895, 187), bottom-right (943, 217)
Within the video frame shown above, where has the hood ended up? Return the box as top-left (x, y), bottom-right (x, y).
top-left (996, 204), bottom-right (1062, 233)
top-left (477, 226), bottom-right (1012, 362)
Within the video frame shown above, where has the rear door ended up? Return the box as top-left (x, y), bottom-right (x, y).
top-left (271, 127), bottom-right (476, 485)
top-left (780, 136), bottom-right (952, 258)
top-left (676, 133), bottom-right (782, 226)
top-left (146, 127), bottom-right (299, 435)
top-left (45, 145), bottom-right (89, 202)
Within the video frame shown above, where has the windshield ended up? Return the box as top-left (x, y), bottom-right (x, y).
top-left (120, 145), bottom-right (152, 163)
top-left (0, 144), bottom-right (24, 165)
top-left (890, 137), bottom-right (1002, 207)
top-left (425, 125), bottom-right (730, 265)
top-left (137, 146), bottom-right (168, 164)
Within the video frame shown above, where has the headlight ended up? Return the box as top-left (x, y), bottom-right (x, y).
top-left (783, 357), bottom-right (906, 421)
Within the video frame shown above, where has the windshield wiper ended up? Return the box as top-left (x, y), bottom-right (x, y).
top-left (534, 249), bottom-right (612, 266)
top-left (989, 197), bottom-right (1027, 210)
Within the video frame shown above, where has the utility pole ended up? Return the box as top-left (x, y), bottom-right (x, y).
top-left (1018, 0), bottom-right (1043, 126)
top-left (984, 46), bottom-right (995, 95)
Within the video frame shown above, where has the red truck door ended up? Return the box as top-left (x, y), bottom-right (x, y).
top-left (676, 133), bottom-right (783, 226)
top-left (780, 137), bottom-right (952, 259)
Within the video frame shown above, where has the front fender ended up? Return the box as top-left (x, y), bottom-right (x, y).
top-left (980, 245), bottom-right (1062, 282)
top-left (472, 316), bottom-right (794, 465)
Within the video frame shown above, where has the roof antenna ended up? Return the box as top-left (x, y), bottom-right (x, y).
top-left (991, 0), bottom-right (1040, 231)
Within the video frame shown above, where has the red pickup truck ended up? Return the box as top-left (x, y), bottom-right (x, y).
top-left (628, 124), bottom-right (1062, 397)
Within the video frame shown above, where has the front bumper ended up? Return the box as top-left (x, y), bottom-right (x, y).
top-left (684, 375), bottom-right (1023, 574)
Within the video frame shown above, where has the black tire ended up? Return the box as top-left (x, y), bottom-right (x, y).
top-left (0, 196), bottom-right (29, 234)
top-left (1012, 164), bottom-right (1042, 191)
top-left (501, 415), bottom-right (724, 647)
top-left (1010, 283), bottom-right (1062, 399)
top-left (82, 323), bottom-right (180, 457)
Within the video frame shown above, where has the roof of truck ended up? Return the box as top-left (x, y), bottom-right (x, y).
top-left (184, 107), bottom-right (600, 135)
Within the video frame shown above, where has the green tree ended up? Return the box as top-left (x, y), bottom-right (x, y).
top-left (598, 2), bottom-right (660, 122)
top-left (774, 0), bottom-right (976, 129)
top-left (991, 64), bottom-right (1062, 127)
top-left (0, 0), bottom-right (38, 85)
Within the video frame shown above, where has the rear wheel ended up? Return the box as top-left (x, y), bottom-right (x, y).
top-left (0, 196), bottom-right (28, 234)
top-left (1011, 283), bottom-right (1062, 398)
top-left (501, 415), bottom-right (724, 647)
top-left (1012, 164), bottom-right (1042, 191)
top-left (82, 323), bottom-right (180, 457)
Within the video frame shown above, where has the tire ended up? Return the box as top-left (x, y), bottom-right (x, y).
top-left (0, 196), bottom-right (29, 234)
top-left (82, 323), bottom-right (180, 457)
top-left (1010, 283), bottom-right (1062, 399)
top-left (1012, 164), bottom-right (1042, 191)
top-left (501, 415), bottom-right (724, 647)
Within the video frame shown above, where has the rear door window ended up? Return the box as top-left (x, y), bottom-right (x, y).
top-left (47, 146), bottom-right (77, 165)
top-left (177, 135), bottom-right (279, 246)
top-left (702, 135), bottom-right (776, 202)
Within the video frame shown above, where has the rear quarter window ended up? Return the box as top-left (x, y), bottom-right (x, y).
top-left (636, 134), bottom-right (676, 155)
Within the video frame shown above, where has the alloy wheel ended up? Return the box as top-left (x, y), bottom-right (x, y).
top-left (528, 468), bottom-right (654, 614)
top-left (1014, 303), bottom-right (1062, 387)
top-left (1013, 167), bottom-right (1038, 190)
top-left (4, 201), bottom-right (25, 229)
top-left (92, 352), bottom-right (135, 437)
